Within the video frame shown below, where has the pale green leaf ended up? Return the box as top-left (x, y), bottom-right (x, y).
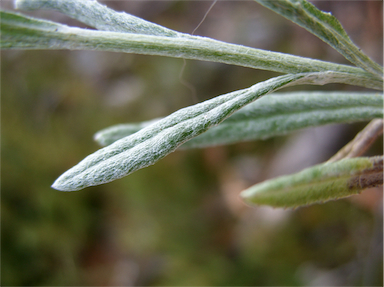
top-left (241, 156), bottom-right (383, 208)
top-left (51, 72), bottom-right (359, 191)
top-left (94, 92), bottom-right (384, 148)
top-left (15, 0), bottom-right (180, 37)
top-left (1, 10), bottom-right (381, 90)
top-left (254, 0), bottom-right (383, 78)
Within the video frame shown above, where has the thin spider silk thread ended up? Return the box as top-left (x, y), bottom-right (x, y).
top-left (179, 0), bottom-right (218, 103)
top-left (192, 0), bottom-right (218, 35)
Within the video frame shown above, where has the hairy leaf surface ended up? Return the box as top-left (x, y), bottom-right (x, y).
top-left (241, 156), bottom-right (383, 208)
top-left (94, 92), bottom-right (383, 147)
top-left (1, 10), bottom-right (381, 90)
top-left (51, 73), bottom-right (362, 191)
top-left (255, 0), bottom-right (383, 77)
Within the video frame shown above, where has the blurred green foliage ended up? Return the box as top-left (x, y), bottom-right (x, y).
top-left (1, 1), bottom-right (382, 286)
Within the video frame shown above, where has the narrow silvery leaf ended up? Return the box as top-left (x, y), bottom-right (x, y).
top-left (254, 0), bottom-right (383, 78)
top-left (51, 73), bottom-right (302, 191)
top-left (15, 0), bottom-right (181, 37)
top-left (94, 92), bottom-right (384, 147)
top-left (241, 156), bottom-right (383, 208)
top-left (52, 72), bottom-right (357, 191)
top-left (1, 10), bottom-right (382, 90)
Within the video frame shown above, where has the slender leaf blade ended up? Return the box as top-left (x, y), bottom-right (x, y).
top-left (51, 73), bottom-right (302, 191)
top-left (241, 156), bottom-right (383, 208)
top-left (94, 92), bottom-right (384, 147)
top-left (52, 72), bottom-right (359, 191)
top-left (1, 10), bottom-right (382, 90)
top-left (15, 0), bottom-right (180, 37)
top-left (254, 0), bottom-right (383, 78)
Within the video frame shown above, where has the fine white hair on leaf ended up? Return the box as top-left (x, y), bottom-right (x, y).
top-left (51, 72), bottom-right (380, 191)
top-left (241, 156), bottom-right (383, 208)
top-left (2, 10), bottom-right (382, 90)
top-left (15, 0), bottom-right (181, 37)
top-left (52, 73), bottom-right (308, 191)
top-left (93, 92), bottom-right (383, 148)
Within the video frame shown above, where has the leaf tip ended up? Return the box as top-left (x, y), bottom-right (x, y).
top-left (51, 181), bottom-right (71, 192)
top-left (51, 174), bottom-right (80, 192)
top-left (93, 131), bottom-right (104, 144)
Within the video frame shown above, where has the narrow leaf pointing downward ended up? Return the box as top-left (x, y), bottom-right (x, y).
top-left (51, 72), bottom-right (382, 191)
top-left (53, 72), bottom-right (342, 191)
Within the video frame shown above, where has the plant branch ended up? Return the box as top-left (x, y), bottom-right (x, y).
top-left (1, 10), bottom-right (382, 90)
top-left (328, 119), bottom-right (384, 162)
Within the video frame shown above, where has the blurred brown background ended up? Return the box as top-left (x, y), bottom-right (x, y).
top-left (1, 0), bottom-right (383, 285)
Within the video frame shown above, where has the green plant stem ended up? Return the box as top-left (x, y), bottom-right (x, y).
top-left (328, 119), bottom-right (384, 162)
top-left (1, 10), bottom-right (382, 90)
